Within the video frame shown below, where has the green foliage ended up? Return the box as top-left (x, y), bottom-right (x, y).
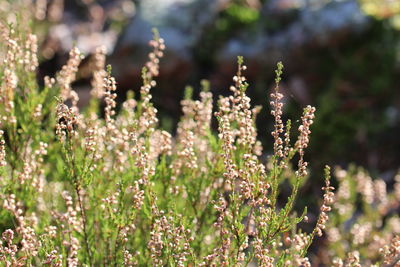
top-left (0, 23), bottom-right (398, 267)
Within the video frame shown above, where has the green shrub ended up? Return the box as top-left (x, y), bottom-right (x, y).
top-left (0, 23), bottom-right (398, 267)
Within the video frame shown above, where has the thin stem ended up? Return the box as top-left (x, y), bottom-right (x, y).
top-left (113, 225), bottom-right (122, 267)
top-left (67, 135), bottom-right (93, 266)
top-left (75, 185), bottom-right (93, 266)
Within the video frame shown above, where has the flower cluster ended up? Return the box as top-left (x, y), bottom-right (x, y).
top-left (270, 61), bottom-right (285, 159)
top-left (57, 47), bottom-right (83, 108)
top-left (315, 166), bottom-right (335, 237)
top-left (104, 71), bottom-right (117, 128)
top-left (0, 130), bottom-right (5, 167)
top-left (56, 101), bottom-right (78, 140)
top-left (295, 105), bottom-right (316, 177)
top-left (91, 46), bottom-right (107, 99)
top-left (0, 229), bottom-right (18, 266)
top-left (139, 30), bottom-right (165, 133)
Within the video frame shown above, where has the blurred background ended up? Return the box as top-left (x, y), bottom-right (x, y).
top-left (2, 0), bottom-right (400, 180)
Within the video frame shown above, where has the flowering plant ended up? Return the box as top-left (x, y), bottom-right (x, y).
top-left (0, 22), bottom-right (398, 267)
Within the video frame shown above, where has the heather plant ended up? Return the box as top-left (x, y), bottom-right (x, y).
top-left (324, 166), bottom-right (400, 266)
top-left (0, 21), bottom-right (399, 267)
